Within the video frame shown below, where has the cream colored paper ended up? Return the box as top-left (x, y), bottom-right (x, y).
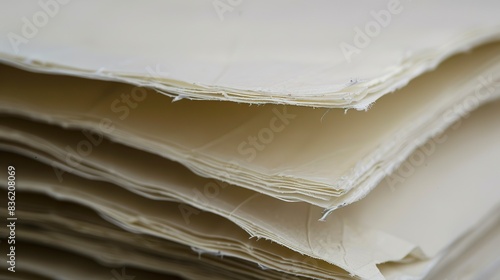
top-left (0, 43), bottom-right (499, 213)
top-left (1, 0), bottom-right (500, 108)
top-left (1, 200), bottom-right (285, 280)
top-left (1, 99), bottom-right (500, 279)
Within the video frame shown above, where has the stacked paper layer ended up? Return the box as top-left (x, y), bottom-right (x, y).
top-left (0, 1), bottom-right (499, 280)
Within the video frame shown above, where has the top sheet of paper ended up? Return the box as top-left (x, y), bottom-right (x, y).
top-left (1, 0), bottom-right (500, 108)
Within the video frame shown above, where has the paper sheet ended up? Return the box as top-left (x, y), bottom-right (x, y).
top-left (1, 0), bottom-right (500, 108)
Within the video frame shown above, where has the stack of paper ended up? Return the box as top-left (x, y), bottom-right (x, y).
top-left (0, 1), bottom-right (499, 279)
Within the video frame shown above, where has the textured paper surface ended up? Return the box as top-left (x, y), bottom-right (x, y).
top-left (1, 0), bottom-right (500, 108)
top-left (0, 198), bottom-right (283, 280)
top-left (0, 43), bottom-right (499, 212)
top-left (1, 100), bottom-right (500, 279)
